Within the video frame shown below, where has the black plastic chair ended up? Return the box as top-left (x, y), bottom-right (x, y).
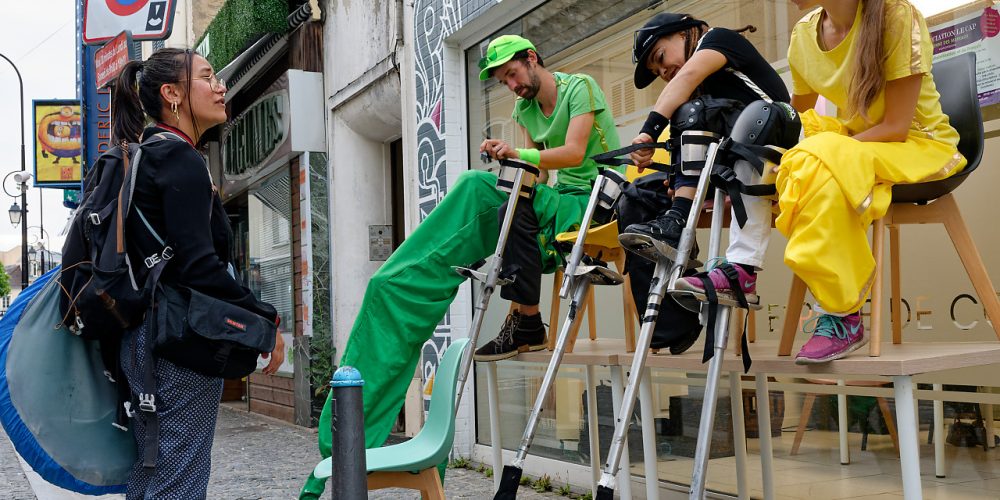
top-left (872, 51), bottom-right (1000, 350)
top-left (892, 52), bottom-right (984, 203)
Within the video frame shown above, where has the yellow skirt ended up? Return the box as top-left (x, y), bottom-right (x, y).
top-left (775, 110), bottom-right (966, 314)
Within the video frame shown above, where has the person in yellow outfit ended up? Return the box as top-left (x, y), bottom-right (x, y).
top-left (782, 0), bottom-right (965, 364)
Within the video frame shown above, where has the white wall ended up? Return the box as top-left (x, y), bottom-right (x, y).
top-left (322, 0), bottom-right (404, 360)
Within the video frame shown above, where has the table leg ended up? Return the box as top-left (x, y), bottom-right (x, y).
top-left (639, 369), bottom-right (659, 500)
top-left (486, 363), bottom-right (503, 491)
top-left (838, 380), bottom-right (850, 465)
top-left (893, 376), bottom-right (923, 500)
top-left (933, 383), bottom-right (945, 478)
top-left (756, 374), bottom-right (775, 500)
top-left (611, 366), bottom-right (633, 499)
top-left (585, 366), bottom-right (601, 495)
top-left (730, 372), bottom-right (749, 500)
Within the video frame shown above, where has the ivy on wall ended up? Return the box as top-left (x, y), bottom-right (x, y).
top-left (196, 0), bottom-right (289, 70)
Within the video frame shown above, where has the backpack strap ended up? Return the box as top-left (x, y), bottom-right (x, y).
top-left (120, 131), bottom-right (184, 471)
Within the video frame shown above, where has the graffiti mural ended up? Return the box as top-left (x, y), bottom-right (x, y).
top-left (413, 0), bottom-right (491, 409)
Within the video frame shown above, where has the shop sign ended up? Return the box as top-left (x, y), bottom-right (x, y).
top-left (218, 70), bottom-right (324, 200)
top-left (931, 6), bottom-right (1000, 107)
top-left (222, 91), bottom-right (290, 180)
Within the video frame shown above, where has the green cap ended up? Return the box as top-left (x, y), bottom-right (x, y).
top-left (478, 35), bottom-right (536, 81)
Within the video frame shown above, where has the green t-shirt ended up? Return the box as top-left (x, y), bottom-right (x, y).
top-left (512, 72), bottom-right (621, 188)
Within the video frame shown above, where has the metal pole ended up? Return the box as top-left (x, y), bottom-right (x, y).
top-left (330, 366), bottom-right (368, 499)
top-left (38, 191), bottom-right (44, 274)
top-left (689, 187), bottom-right (732, 499)
top-left (0, 53), bottom-right (28, 290)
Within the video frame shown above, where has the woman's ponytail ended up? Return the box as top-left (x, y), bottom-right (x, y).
top-left (109, 48), bottom-right (194, 146)
top-left (850, 0), bottom-right (887, 122)
top-left (111, 60), bottom-right (146, 146)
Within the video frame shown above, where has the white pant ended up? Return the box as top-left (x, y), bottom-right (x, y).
top-left (726, 159), bottom-right (771, 269)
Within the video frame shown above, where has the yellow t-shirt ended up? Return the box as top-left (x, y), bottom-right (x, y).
top-left (788, 1), bottom-right (959, 147)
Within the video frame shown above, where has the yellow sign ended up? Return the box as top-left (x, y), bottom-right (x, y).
top-left (33, 100), bottom-right (83, 187)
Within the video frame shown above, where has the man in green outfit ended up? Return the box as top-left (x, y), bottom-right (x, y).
top-left (300, 34), bottom-right (620, 499)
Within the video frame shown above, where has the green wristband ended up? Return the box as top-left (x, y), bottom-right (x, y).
top-left (516, 148), bottom-right (540, 166)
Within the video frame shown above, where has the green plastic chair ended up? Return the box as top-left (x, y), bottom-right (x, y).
top-left (313, 338), bottom-right (469, 499)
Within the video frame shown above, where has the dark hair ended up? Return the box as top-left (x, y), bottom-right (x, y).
top-left (487, 49), bottom-right (545, 78)
top-left (111, 48), bottom-right (196, 145)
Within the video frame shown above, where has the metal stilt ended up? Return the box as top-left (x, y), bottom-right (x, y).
top-left (689, 186), bottom-right (735, 500)
top-left (596, 143), bottom-right (723, 499)
top-left (455, 160), bottom-right (537, 411)
top-left (494, 173), bottom-right (625, 499)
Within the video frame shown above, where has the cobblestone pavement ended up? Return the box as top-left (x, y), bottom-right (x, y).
top-left (1, 404), bottom-right (569, 499)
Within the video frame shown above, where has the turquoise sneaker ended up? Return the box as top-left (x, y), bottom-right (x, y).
top-left (794, 312), bottom-right (867, 364)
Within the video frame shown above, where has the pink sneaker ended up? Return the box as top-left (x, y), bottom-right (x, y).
top-left (795, 312), bottom-right (867, 364)
top-left (675, 262), bottom-right (757, 295)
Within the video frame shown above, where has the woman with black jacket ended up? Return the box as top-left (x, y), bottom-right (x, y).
top-left (110, 48), bottom-right (285, 499)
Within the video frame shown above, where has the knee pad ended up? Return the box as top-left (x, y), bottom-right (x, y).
top-left (729, 100), bottom-right (801, 149)
top-left (727, 100), bottom-right (802, 188)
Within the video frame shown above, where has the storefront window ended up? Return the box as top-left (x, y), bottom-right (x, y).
top-left (468, 0), bottom-right (999, 497)
top-left (249, 170), bottom-right (295, 337)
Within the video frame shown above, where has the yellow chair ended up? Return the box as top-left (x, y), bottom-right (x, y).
top-left (549, 164), bottom-right (653, 353)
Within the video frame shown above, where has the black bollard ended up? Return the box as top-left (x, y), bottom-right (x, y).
top-left (330, 366), bottom-right (367, 499)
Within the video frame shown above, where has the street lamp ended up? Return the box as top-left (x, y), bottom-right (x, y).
top-left (0, 52), bottom-right (28, 291)
top-left (27, 246), bottom-right (36, 281)
top-left (8, 202), bottom-right (21, 226)
top-left (26, 226), bottom-right (49, 274)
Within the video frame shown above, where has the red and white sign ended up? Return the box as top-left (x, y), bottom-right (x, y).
top-left (94, 31), bottom-right (137, 89)
top-left (83, 0), bottom-right (177, 45)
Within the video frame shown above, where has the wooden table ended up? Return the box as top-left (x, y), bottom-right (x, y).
top-left (485, 338), bottom-right (1000, 500)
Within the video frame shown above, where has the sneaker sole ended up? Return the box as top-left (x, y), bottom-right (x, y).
top-left (618, 234), bottom-right (703, 268)
top-left (668, 288), bottom-right (762, 312)
top-left (794, 336), bottom-right (870, 365)
top-left (473, 343), bottom-right (547, 362)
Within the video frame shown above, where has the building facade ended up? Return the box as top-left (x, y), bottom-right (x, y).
top-left (393, 0), bottom-right (1000, 497)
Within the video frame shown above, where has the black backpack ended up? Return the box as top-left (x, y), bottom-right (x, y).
top-left (59, 133), bottom-right (181, 369)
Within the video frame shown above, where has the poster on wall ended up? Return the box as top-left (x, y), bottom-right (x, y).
top-left (930, 4), bottom-right (1000, 106)
top-left (32, 99), bottom-right (83, 188)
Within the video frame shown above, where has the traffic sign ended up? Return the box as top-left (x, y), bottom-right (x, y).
top-left (83, 0), bottom-right (177, 45)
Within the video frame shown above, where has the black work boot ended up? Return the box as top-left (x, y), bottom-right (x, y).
top-left (474, 311), bottom-right (547, 362)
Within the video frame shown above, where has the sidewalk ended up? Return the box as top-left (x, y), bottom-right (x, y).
top-left (1, 404), bottom-right (568, 499)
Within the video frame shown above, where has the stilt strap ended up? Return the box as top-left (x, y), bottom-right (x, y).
top-left (711, 139), bottom-right (783, 227)
top-left (590, 142), bottom-right (676, 173)
top-left (698, 263), bottom-right (753, 373)
top-left (497, 158), bottom-right (541, 176)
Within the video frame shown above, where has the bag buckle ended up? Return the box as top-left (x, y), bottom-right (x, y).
top-left (145, 246), bottom-right (174, 268)
top-left (124, 401), bottom-right (136, 418)
top-left (138, 393), bottom-right (157, 413)
top-left (88, 213), bottom-right (101, 225)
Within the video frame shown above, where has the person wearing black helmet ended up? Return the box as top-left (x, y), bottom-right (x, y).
top-left (617, 12), bottom-right (793, 353)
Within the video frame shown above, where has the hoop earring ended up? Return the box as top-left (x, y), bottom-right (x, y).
top-left (171, 101), bottom-right (180, 122)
